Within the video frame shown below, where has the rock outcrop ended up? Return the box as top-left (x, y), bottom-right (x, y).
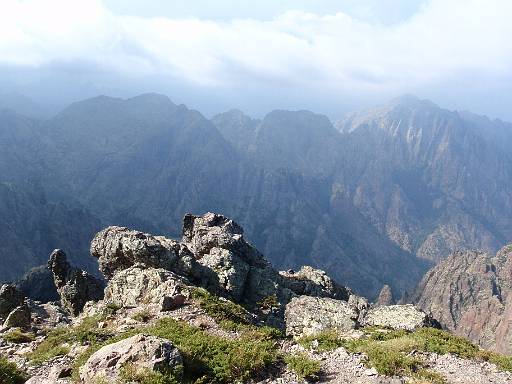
top-left (411, 246), bottom-right (512, 354)
top-left (104, 265), bottom-right (189, 308)
top-left (375, 285), bottom-right (394, 306)
top-left (90, 226), bottom-right (197, 280)
top-left (3, 302), bottom-right (31, 329)
top-left (48, 249), bottom-right (104, 316)
top-left (15, 265), bottom-right (59, 303)
top-left (280, 266), bottom-right (350, 301)
top-left (80, 334), bottom-right (182, 383)
top-left (284, 296), bottom-right (363, 336)
top-left (0, 284), bottom-right (24, 320)
top-left (362, 304), bottom-right (438, 331)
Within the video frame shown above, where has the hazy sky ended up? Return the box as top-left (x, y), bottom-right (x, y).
top-left (1, 0), bottom-right (511, 120)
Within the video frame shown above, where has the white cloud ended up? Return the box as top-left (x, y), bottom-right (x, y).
top-left (0, 0), bottom-right (511, 101)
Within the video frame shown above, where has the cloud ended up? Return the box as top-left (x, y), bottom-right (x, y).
top-left (0, 0), bottom-right (511, 117)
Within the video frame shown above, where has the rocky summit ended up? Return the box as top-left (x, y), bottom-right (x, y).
top-left (1, 212), bottom-right (512, 384)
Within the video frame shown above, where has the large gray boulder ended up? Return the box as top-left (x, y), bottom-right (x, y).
top-left (48, 249), bottom-right (104, 316)
top-left (0, 283), bottom-right (24, 320)
top-left (104, 265), bottom-right (189, 308)
top-left (80, 334), bottom-right (182, 383)
top-left (280, 266), bottom-right (351, 300)
top-left (3, 302), bottom-right (31, 329)
top-left (90, 226), bottom-right (198, 280)
top-left (285, 296), bottom-right (361, 337)
top-left (182, 212), bottom-right (268, 268)
top-left (362, 304), bottom-right (436, 331)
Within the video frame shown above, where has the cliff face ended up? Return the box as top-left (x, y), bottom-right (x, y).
top-left (335, 96), bottom-right (512, 262)
top-left (1, 94), bottom-right (512, 300)
top-left (411, 245), bottom-right (512, 354)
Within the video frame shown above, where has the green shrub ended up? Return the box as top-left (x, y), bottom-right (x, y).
top-left (131, 309), bottom-right (153, 323)
top-left (119, 363), bottom-right (183, 384)
top-left (27, 316), bottom-right (114, 364)
top-left (191, 288), bottom-right (252, 325)
top-left (298, 329), bottom-right (346, 352)
top-left (0, 356), bottom-right (25, 384)
top-left (72, 317), bottom-right (278, 384)
top-left (2, 330), bottom-right (35, 344)
top-left (285, 353), bottom-right (321, 381)
top-left (148, 318), bottom-right (278, 383)
top-left (412, 328), bottom-right (478, 358)
top-left (476, 350), bottom-right (512, 372)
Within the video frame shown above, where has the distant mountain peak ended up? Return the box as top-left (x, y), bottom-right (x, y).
top-left (389, 94), bottom-right (439, 110)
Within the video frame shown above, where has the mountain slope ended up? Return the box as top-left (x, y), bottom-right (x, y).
top-left (410, 245), bottom-right (512, 354)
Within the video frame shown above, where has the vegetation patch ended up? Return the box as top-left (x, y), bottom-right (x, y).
top-left (148, 317), bottom-right (278, 383)
top-left (131, 309), bottom-right (153, 323)
top-left (119, 363), bottom-right (183, 384)
top-left (476, 350), bottom-right (512, 372)
top-left (0, 355), bottom-right (26, 384)
top-left (297, 329), bottom-right (346, 352)
top-left (285, 353), bottom-right (321, 381)
top-left (2, 329), bottom-right (35, 344)
top-left (27, 315), bottom-right (114, 365)
top-left (191, 288), bottom-right (252, 326)
top-left (70, 317), bottom-right (279, 383)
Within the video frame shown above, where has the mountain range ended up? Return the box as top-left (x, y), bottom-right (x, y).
top-left (1, 93), bottom-right (511, 299)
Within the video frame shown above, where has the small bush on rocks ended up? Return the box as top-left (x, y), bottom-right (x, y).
top-left (0, 355), bottom-right (25, 384)
top-left (191, 288), bottom-right (252, 326)
top-left (27, 315), bottom-right (114, 364)
top-left (2, 329), bottom-right (35, 344)
top-left (285, 353), bottom-right (321, 381)
top-left (119, 363), bottom-right (183, 384)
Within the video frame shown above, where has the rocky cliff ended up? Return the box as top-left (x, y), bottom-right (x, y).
top-left (411, 245), bottom-right (512, 355)
top-left (2, 94), bottom-right (512, 301)
top-left (1, 213), bottom-right (512, 384)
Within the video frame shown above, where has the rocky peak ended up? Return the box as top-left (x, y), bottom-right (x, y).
top-left (411, 245), bottom-right (512, 354)
top-left (375, 284), bottom-right (394, 306)
top-left (48, 249), bottom-right (104, 315)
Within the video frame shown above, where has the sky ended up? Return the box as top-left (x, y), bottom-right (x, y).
top-left (1, 0), bottom-right (511, 120)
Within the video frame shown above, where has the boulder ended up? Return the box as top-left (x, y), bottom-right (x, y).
top-left (197, 247), bottom-right (250, 302)
top-left (104, 265), bottom-right (189, 308)
top-left (0, 284), bottom-right (24, 320)
top-left (3, 302), bottom-right (31, 329)
top-left (280, 266), bottom-right (350, 300)
top-left (285, 296), bottom-right (360, 337)
top-left (90, 226), bottom-right (198, 280)
top-left (80, 334), bottom-right (182, 383)
top-left (362, 304), bottom-right (436, 331)
top-left (375, 285), bottom-right (394, 306)
top-left (182, 212), bottom-right (267, 268)
top-left (15, 265), bottom-right (59, 303)
top-left (48, 249), bottom-right (104, 316)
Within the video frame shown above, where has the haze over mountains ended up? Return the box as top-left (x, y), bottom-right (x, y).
top-left (1, 93), bottom-right (511, 299)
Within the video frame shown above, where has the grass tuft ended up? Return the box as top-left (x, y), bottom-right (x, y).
top-left (191, 288), bottom-right (252, 326)
top-left (285, 353), bottom-right (321, 381)
top-left (27, 315), bottom-right (114, 365)
top-left (0, 356), bottom-right (26, 384)
top-left (2, 330), bottom-right (35, 344)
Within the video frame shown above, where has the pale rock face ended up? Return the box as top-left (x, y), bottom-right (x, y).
top-left (3, 303), bottom-right (31, 329)
top-left (197, 247), bottom-right (250, 302)
top-left (104, 265), bottom-right (189, 308)
top-left (362, 304), bottom-right (435, 331)
top-left (90, 226), bottom-right (196, 279)
top-left (80, 334), bottom-right (182, 383)
top-left (284, 296), bottom-right (360, 337)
